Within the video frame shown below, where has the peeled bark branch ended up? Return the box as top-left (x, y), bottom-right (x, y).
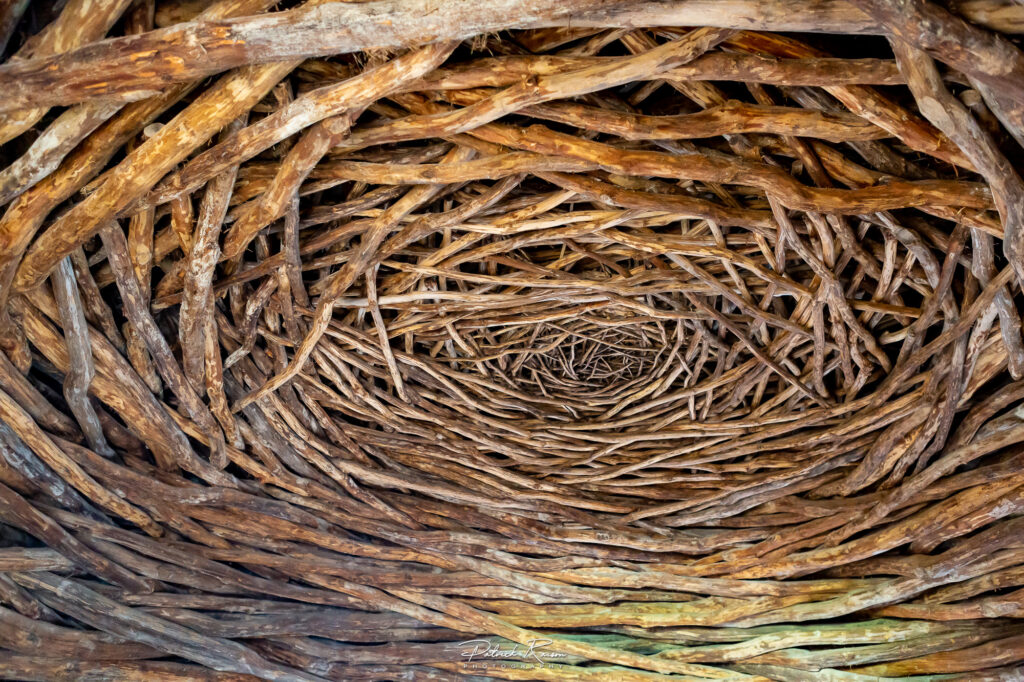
top-left (3, 0), bottom-right (1024, 115)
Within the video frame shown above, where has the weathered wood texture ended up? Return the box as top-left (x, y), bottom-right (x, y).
top-left (1, 0), bottom-right (1024, 680)
top-left (2, 0), bottom-right (1024, 114)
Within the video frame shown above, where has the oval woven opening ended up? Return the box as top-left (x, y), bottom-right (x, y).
top-left (1, 1), bottom-right (1024, 679)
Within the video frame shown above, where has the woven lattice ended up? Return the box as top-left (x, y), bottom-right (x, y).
top-left (1, 0), bottom-right (1024, 679)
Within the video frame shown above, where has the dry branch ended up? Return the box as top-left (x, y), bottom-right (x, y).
top-left (0, 1), bottom-right (1023, 680)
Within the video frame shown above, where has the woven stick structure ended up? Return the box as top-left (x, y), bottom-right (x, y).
top-left (2, 0), bottom-right (1024, 679)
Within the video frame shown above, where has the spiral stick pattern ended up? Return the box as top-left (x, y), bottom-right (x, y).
top-left (0, 1), bottom-right (1024, 680)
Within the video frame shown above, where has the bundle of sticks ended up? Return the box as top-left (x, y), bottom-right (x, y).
top-left (1, 0), bottom-right (1024, 679)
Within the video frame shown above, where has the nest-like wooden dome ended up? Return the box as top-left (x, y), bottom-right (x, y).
top-left (1, 0), bottom-right (1024, 679)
